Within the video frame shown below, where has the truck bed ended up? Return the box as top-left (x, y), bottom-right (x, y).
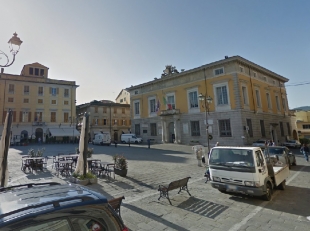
top-left (273, 165), bottom-right (289, 186)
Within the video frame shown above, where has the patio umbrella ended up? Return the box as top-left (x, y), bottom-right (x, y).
top-left (0, 111), bottom-right (13, 187)
top-left (74, 113), bottom-right (89, 176)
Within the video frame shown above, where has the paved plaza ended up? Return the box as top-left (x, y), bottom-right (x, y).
top-left (6, 143), bottom-right (310, 231)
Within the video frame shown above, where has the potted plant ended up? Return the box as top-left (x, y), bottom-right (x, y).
top-left (70, 172), bottom-right (97, 185)
top-left (113, 154), bottom-right (128, 177)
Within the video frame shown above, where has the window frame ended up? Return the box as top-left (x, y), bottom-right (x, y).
top-left (213, 82), bottom-right (231, 111)
top-left (275, 95), bottom-right (280, 111)
top-left (148, 96), bottom-right (156, 116)
top-left (64, 89), bottom-right (69, 97)
top-left (38, 99), bottom-right (44, 104)
top-left (51, 99), bottom-right (57, 105)
top-left (38, 86), bottom-right (44, 96)
top-left (187, 87), bottom-right (199, 113)
top-left (255, 89), bottom-right (261, 107)
top-left (190, 121), bottom-right (200, 136)
top-left (218, 119), bottom-right (232, 137)
top-left (260, 120), bottom-right (266, 137)
top-left (133, 100), bottom-right (140, 119)
top-left (241, 85), bottom-right (249, 106)
top-left (135, 124), bottom-right (141, 136)
top-left (150, 123), bottom-right (157, 136)
top-left (8, 84), bottom-right (14, 94)
top-left (166, 92), bottom-right (176, 110)
top-left (24, 85), bottom-right (30, 95)
top-left (266, 92), bottom-right (272, 109)
top-left (50, 112), bottom-right (56, 122)
top-left (214, 67), bottom-right (224, 76)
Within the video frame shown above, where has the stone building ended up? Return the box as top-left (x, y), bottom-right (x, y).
top-left (126, 56), bottom-right (297, 147)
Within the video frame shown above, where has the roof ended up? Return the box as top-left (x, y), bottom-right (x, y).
top-left (0, 183), bottom-right (107, 225)
top-left (126, 55), bottom-right (289, 91)
top-left (211, 146), bottom-right (261, 150)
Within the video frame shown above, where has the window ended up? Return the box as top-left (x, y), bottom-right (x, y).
top-left (260, 120), bottom-right (266, 137)
top-left (103, 107), bottom-right (107, 113)
top-left (122, 108), bottom-right (125, 114)
top-left (191, 121), bottom-right (200, 136)
top-left (280, 122), bottom-right (284, 136)
top-left (266, 93), bottom-right (271, 109)
top-left (38, 99), bottom-right (43, 104)
top-left (216, 86), bottom-right (228, 105)
top-left (287, 122), bottom-right (291, 136)
top-left (51, 87), bottom-right (57, 96)
top-left (40, 69), bottom-right (44, 76)
top-left (29, 67), bottom-right (33, 75)
top-left (302, 124), bottom-right (310, 129)
top-left (122, 120), bottom-right (126, 125)
top-left (120, 99), bottom-right (123, 103)
top-left (38, 86), bottom-right (43, 96)
top-left (20, 219), bottom-right (71, 231)
top-left (253, 72), bottom-right (257, 78)
top-left (9, 84), bottom-right (14, 93)
top-left (21, 112), bottom-right (28, 122)
top-left (134, 102), bottom-right (140, 115)
top-left (150, 99), bottom-right (156, 113)
top-left (255, 89), bottom-right (261, 107)
top-left (135, 90), bottom-right (139, 95)
top-left (282, 98), bottom-right (287, 111)
top-left (8, 97), bottom-right (14, 103)
top-left (51, 112), bottom-right (56, 122)
top-left (95, 118), bottom-right (98, 125)
top-left (188, 91), bottom-right (198, 108)
top-left (35, 68), bottom-right (39, 76)
top-left (35, 112), bottom-right (43, 122)
top-left (143, 129), bottom-right (147, 134)
top-left (151, 123), bottom-right (157, 136)
top-left (275, 96), bottom-right (280, 110)
top-left (114, 108), bottom-right (117, 114)
top-left (240, 66), bottom-right (244, 72)
top-left (64, 89), bottom-right (69, 97)
top-left (246, 119), bottom-right (253, 137)
top-left (103, 119), bottom-right (107, 125)
top-left (214, 67), bottom-right (224, 75)
top-left (135, 124), bottom-right (141, 135)
top-left (64, 100), bottom-right (69, 105)
top-left (24, 86), bottom-right (29, 94)
top-left (95, 107), bottom-right (98, 113)
top-left (219, 119), bottom-right (232, 137)
top-left (51, 100), bottom-right (57, 105)
top-left (167, 95), bottom-right (176, 109)
top-left (64, 112), bottom-right (69, 123)
top-left (23, 98), bottom-right (29, 103)
top-left (114, 119), bottom-right (117, 125)
top-left (242, 86), bottom-right (248, 105)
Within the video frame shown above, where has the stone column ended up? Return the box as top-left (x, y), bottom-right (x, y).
top-left (161, 117), bottom-right (166, 143)
top-left (173, 115), bottom-right (180, 144)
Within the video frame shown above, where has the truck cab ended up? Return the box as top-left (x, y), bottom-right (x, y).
top-left (209, 146), bottom-right (289, 201)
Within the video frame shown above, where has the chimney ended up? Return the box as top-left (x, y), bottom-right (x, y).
top-left (1, 68), bottom-right (4, 73)
top-left (225, 56), bottom-right (229, 59)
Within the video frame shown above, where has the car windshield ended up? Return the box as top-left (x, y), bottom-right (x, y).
top-left (264, 148), bottom-right (285, 155)
top-left (209, 148), bottom-right (254, 167)
top-left (288, 140), bottom-right (296, 143)
top-left (254, 141), bottom-right (265, 143)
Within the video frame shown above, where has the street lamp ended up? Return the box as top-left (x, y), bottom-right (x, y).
top-left (198, 93), bottom-right (213, 152)
top-left (0, 33), bottom-right (23, 67)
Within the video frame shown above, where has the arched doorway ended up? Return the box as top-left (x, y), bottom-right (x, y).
top-left (35, 128), bottom-right (43, 143)
top-left (168, 122), bottom-right (175, 143)
top-left (20, 130), bottom-right (28, 143)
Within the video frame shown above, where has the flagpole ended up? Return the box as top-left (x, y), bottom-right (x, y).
top-left (1, 110), bottom-right (12, 187)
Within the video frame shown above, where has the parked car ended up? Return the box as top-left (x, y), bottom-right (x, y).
top-left (263, 146), bottom-right (296, 168)
top-left (121, 134), bottom-right (142, 143)
top-left (92, 132), bottom-right (111, 146)
top-left (0, 182), bottom-right (128, 231)
top-left (282, 140), bottom-right (301, 149)
top-left (252, 140), bottom-right (266, 147)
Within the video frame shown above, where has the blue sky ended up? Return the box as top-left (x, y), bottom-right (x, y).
top-left (1, 1), bottom-right (309, 108)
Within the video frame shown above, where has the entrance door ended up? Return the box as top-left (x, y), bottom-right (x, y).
top-left (168, 122), bottom-right (174, 143)
top-left (21, 130), bottom-right (28, 143)
top-left (35, 128), bottom-right (43, 143)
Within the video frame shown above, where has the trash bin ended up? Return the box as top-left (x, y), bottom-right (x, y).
top-left (192, 145), bottom-right (206, 167)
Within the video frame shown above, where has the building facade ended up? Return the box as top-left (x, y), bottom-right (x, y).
top-left (76, 100), bottom-right (131, 142)
top-left (295, 110), bottom-right (310, 139)
top-left (0, 63), bottom-right (79, 144)
top-left (127, 56), bottom-right (298, 147)
top-left (115, 89), bottom-right (130, 104)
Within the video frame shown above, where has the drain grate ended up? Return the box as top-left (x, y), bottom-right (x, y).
top-left (178, 197), bottom-right (228, 219)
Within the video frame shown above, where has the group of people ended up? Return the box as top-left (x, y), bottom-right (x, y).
top-left (265, 140), bottom-right (275, 146)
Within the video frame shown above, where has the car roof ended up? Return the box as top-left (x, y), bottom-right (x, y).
top-left (212, 146), bottom-right (260, 150)
top-left (0, 183), bottom-right (107, 224)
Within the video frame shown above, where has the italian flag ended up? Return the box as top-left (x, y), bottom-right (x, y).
top-left (163, 96), bottom-right (172, 110)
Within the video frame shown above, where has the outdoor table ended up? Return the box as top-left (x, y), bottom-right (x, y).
top-left (57, 160), bottom-right (74, 176)
top-left (100, 162), bottom-right (115, 178)
top-left (25, 157), bottom-right (45, 172)
top-left (87, 159), bottom-right (100, 171)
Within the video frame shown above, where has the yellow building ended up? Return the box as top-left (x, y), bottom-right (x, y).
top-left (295, 110), bottom-right (310, 139)
top-left (127, 56), bottom-right (298, 146)
top-left (76, 100), bottom-right (131, 142)
top-left (0, 63), bottom-right (79, 144)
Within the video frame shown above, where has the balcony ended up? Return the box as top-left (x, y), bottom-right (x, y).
top-left (32, 122), bottom-right (46, 126)
top-left (160, 109), bottom-right (180, 116)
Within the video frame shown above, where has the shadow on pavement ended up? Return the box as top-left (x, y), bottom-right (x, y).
top-left (123, 203), bottom-right (190, 231)
top-left (125, 176), bottom-right (156, 190)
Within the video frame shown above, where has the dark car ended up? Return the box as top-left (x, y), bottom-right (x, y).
top-left (0, 182), bottom-right (128, 231)
top-left (263, 146), bottom-right (296, 168)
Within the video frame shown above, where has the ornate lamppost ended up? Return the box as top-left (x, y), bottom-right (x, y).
top-left (198, 93), bottom-right (213, 152)
top-left (0, 33), bottom-right (23, 67)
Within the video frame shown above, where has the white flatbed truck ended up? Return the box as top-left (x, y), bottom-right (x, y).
top-left (209, 146), bottom-right (289, 201)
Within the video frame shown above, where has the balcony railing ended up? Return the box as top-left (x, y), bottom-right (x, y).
top-left (32, 122), bottom-right (46, 126)
top-left (160, 109), bottom-right (180, 116)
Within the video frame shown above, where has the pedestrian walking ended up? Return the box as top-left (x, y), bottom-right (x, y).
top-left (300, 144), bottom-right (309, 162)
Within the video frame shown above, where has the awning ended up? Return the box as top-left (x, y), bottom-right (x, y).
top-left (48, 128), bottom-right (80, 137)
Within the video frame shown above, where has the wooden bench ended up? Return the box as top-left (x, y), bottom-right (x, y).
top-left (108, 196), bottom-right (125, 217)
top-left (158, 177), bottom-right (191, 205)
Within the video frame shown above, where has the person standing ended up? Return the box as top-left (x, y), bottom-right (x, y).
top-left (300, 144), bottom-right (309, 162)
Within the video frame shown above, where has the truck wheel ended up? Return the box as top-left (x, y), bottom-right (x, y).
top-left (263, 183), bottom-right (272, 201)
top-left (278, 181), bottom-right (286, 190)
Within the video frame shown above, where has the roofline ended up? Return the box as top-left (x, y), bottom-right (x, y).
top-left (126, 55), bottom-right (289, 91)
